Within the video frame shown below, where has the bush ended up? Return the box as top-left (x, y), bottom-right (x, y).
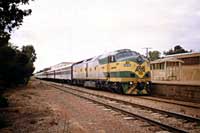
top-left (0, 114), bottom-right (7, 129)
top-left (0, 45), bottom-right (36, 87)
top-left (0, 95), bottom-right (8, 108)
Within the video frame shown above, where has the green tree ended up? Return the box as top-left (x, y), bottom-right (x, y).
top-left (164, 45), bottom-right (189, 55)
top-left (21, 45), bottom-right (36, 84)
top-left (22, 45), bottom-right (37, 63)
top-left (0, 0), bottom-right (36, 87)
top-left (0, 44), bottom-right (36, 86)
top-left (149, 50), bottom-right (161, 61)
top-left (0, 0), bottom-right (32, 46)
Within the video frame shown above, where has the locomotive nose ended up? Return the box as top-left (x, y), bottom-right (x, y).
top-left (136, 82), bottom-right (145, 90)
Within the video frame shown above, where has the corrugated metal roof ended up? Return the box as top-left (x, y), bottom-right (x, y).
top-left (165, 52), bottom-right (200, 58)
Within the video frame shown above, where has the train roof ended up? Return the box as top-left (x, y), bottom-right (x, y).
top-left (73, 49), bottom-right (142, 65)
top-left (49, 63), bottom-right (72, 71)
top-left (36, 62), bottom-right (73, 74)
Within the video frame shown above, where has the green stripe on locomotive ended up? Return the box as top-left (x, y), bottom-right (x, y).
top-left (103, 71), bottom-right (150, 79)
top-left (109, 71), bottom-right (138, 78)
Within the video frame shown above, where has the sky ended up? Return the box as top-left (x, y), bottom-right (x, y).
top-left (10, 0), bottom-right (200, 71)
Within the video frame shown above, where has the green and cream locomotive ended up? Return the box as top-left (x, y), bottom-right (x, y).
top-left (72, 49), bottom-right (151, 95)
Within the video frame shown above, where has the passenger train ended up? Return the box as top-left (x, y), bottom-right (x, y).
top-left (35, 49), bottom-right (151, 95)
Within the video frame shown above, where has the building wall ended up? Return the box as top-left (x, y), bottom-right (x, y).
top-left (152, 82), bottom-right (200, 102)
top-left (151, 70), bottom-right (165, 80)
top-left (151, 64), bottom-right (200, 81)
top-left (176, 54), bottom-right (200, 81)
top-left (151, 66), bottom-right (181, 81)
top-left (151, 53), bottom-right (200, 81)
top-left (181, 65), bottom-right (200, 81)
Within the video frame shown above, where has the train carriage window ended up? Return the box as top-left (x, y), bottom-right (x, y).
top-left (64, 70), bottom-right (71, 74)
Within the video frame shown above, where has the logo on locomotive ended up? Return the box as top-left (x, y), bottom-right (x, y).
top-left (135, 65), bottom-right (145, 73)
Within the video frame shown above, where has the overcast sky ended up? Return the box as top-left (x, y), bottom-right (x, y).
top-left (10, 0), bottom-right (200, 71)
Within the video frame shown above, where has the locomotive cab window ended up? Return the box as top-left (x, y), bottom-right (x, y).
top-left (116, 51), bottom-right (140, 60)
top-left (109, 56), bottom-right (116, 63)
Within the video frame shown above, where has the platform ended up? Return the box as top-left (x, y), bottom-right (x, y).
top-left (152, 80), bottom-right (200, 86)
top-left (152, 80), bottom-right (200, 102)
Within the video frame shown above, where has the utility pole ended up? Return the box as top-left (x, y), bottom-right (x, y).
top-left (143, 47), bottom-right (152, 58)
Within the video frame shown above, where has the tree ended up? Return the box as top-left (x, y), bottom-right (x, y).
top-left (164, 45), bottom-right (189, 55)
top-left (0, 0), bottom-right (36, 87)
top-left (149, 51), bottom-right (161, 61)
top-left (21, 45), bottom-right (36, 80)
top-left (0, 0), bottom-right (32, 46)
top-left (0, 44), bottom-right (36, 86)
top-left (22, 45), bottom-right (37, 63)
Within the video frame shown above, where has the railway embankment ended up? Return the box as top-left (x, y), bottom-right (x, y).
top-left (152, 81), bottom-right (200, 102)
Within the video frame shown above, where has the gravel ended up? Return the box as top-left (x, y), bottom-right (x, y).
top-left (0, 79), bottom-right (162, 133)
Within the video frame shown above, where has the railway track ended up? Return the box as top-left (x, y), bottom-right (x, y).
top-left (57, 83), bottom-right (200, 119)
top-left (45, 81), bottom-right (200, 133)
top-left (137, 96), bottom-right (200, 109)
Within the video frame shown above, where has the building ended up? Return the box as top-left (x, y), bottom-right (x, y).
top-left (151, 52), bottom-right (200, 81)
top-left (166, 52), bottom-right (200, 81)
top-left (150, 58), bottom-right (183, 81)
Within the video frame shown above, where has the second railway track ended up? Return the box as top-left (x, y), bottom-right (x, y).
top-left (136, 96), bottom-right (200, 109)
top-left (44, 81), bottom-right (200, 133)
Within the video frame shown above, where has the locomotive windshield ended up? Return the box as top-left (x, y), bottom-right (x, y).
top-left (115, 51), bottom-right (146, 63)
top-left (116, 51), bottom-right (139, 59)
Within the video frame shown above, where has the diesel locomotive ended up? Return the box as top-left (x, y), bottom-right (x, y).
top-left (35, 49), bottom-right (151, 95)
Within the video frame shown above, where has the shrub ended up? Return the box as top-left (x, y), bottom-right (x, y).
top-left (0, 114), bottom-right (7, 129)
top-left (0, 95), bottom-right (8, 108)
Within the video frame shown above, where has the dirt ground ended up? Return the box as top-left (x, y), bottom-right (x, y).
top-left (0, 80), bottom-right (61, 133)
top-left (0, 79), bottom-right (160, 133)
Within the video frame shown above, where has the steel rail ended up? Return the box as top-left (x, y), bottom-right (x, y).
top-left (46, 82), bottom-right (189, 133)
top-left (137, 96), bottom-right (200, 109)
top-left (54, 83), bottom-right (200, 123)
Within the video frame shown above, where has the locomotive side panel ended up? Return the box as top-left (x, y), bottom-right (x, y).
top-left (87, 59), bottom-right (108, 80)
top-left (97, 56), bottom-right (110, 80)
top-left (73, 62), bottom-right (87, 80)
